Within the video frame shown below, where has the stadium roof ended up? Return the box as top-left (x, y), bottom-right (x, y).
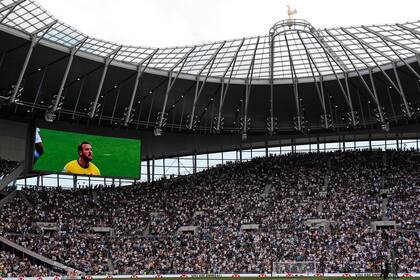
top-left (1, 0), bottom-right (420, 83)
top-left (0, 0), bottom-right (420, 143)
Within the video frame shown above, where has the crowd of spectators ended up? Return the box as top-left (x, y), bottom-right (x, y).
top-left (0, 150), bottom-right (418, 275)
top-left (0, 158), bottom-right (18, 179)
top-left (0, 251), bottom-right (55, 277)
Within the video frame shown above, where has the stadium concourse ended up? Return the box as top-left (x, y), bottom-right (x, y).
top-left (0, 150), bottom-right (419, 276)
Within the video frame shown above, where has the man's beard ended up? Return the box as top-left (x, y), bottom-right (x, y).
top-left (82, 155), bottom-right (92, 162)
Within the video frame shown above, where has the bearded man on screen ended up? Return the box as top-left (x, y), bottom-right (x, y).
top-left (63, 141), bottom-right (101, 176)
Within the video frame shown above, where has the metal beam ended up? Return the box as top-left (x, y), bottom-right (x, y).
top-left (124, 49), bottom-right (158, 126)
top-left (31, 66), bottom-right (47, 112)
top-left (310, 29), bottom-right (350, 72)
top-left (392, 63), bottom-right (413, 117)
top-left (340, 28), bottom-right (418, 121)
top-left (368, 68), bottom-right (385, 123)
top-left (342, 28), bottom-right (420, 80)
top-left (88, 45), bottom-right (122, 118)
top-left (298, 32), bottom-right (328, 127)
top-left (9, 20), bottom-right (57, 104)
top-left (327, 29), bottom-right (403, 96)
top-left (396, 23), bottom-right (420, 38)
top-left (363, 26), bottom-right (419, 54)
top-left (221, 38), bottom-right (245, 77)
top-left (188, 42), bottom-right (226, 129)
top-left (157, 47), bottom-right (196, 129)
top-left (285, 33), bottom-right (302, 131)
top-left (242, 37), bottom-right (260, 137)
top-left (0, 0), bottom-right (26, 24)
top-left (216, 39), bottom-right (245, 132)
top-left (168, 46), bottom-right (196, 72)
top-left (326, 30), bottom-right (384, 121)
top-left (269, 34), bottom-right (275, 134)
top-left (310, 33), bottom-right (357, 125)
top-left (47, 37), bottom-right (88, 119)
top-left (341, 28), bottom-right (394, 61)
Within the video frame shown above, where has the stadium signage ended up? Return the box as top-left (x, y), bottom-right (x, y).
top-left (2, 273), bottom-right (420, 280)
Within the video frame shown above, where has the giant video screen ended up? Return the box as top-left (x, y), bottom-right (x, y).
top-left (32, 128), bottom-right (141, 179)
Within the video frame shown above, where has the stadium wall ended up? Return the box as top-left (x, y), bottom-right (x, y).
top-left (0, 119), bottom-right (28, 161)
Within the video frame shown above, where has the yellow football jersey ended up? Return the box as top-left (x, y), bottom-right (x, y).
top-left (63, 160), bottom-right (101, 176)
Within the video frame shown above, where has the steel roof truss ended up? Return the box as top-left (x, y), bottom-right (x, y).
top-left (157, 47), bottom-right (196, 129)
top-left (285, 33), bottom-right (302, 131)
top-left (46, 37), bottom-right (88, 121)
top-left (0, 0), bottom-right (26, 24)
top-left (310, 33), bottom-right (356, 126)
top-left (124, 49), bottom-right (158, 127)
top-left (221, 38), bottom-right (245, 77)
top-left (89, 45), bottom-right (122, 118)
top-left (327, 30), bottom-right (384, 123)
top-left (298, 32), bottom-right (328, 127)
top-left (396, 23), bottom-right (420, 38)
top-left (188, 42), bottom-right (226, 130)
top-left (368, 68), bottom-right (385, 124)
top-left (9, 20), bottom-right (57, 104)
top-left (392, 63), bottom-right (413, 117)
top-left (242, 36), bottom-right (260, 136)
top-left (30, 66), bottom-right (47, 111)
top-left (343, 28), bottom-right (420, 80)
top-left (71, 79), bottom-right (84, 120)
top-left (327, 29), bottom-right (404, 99)
top-left (363, 26), bottom-right (418, 54)
top-left (216, 43), bottom-right (243, 133)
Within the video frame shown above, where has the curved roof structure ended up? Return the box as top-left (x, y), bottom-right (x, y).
top-left (1, 0), bottom-right (420, 83)
top-left (0, 0), bottom-right (420, 143)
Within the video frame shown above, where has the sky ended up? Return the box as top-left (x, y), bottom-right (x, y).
top-left (34, 0), bottom-right (420, 48)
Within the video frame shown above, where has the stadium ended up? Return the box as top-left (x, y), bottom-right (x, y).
top-left (0, 0), bottom-right (419, 279)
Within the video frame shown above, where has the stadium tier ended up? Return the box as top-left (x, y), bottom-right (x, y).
top-left (1, 150), bottom-right (419, 275)
top-left (0, 0), bottom-right (420, 278)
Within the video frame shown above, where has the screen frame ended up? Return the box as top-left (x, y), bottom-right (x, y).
top-left (30, 121), bottom-right (142, 180)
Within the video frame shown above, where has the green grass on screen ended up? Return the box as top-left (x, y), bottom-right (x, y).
top-left (33, 128), bottom-right (141, 178)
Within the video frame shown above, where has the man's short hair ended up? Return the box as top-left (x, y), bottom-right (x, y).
top-left (78, 141), bottom-right (91, 154)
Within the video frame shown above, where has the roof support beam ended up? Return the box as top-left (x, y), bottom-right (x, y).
top-left (88, 45), bottom-right (122, 118)
top-left (341, 28), bottom-right (414, 117)
top-left (297, 32), bottom-right (329, 128)
top-left (71, 79), bottom-right (84, 120)
top-left (417, 53), bottom-right (420, 69)
top-left (188, 42), bottom-right (226, 130)
top-left (0, 0), bottom-right (26, 24)
top-left (368, 68), bottom-right (386, 124)
top-left (268, 36), bottom-right (275, 135)
top-left (45, 37), bottom-right (88, 122)
top-left (9, 20), bottom-right (57, 104)
top-left (156, 47), bottom-right (196, 131)
top-left (242, 37), bottom-right (260, 138)
top-left (392, 63), bottom-right (413, 117)
top-left (310, 33), bottom-right (357, 126)
top-left (326, 30), bottom-right (385, 124)
top-left (216, 38), bottom-right (245, 133)
top-left (362, 26), bottom-right (419, 54)
top-left (310, 29), bottom-right (350, 72)
top-left (396, 23), bottom-right (420, 38)
top-left (123, 49), bottom-right (158, 126)
top-left (30, 66), bottom-right (47, 112)
top-left (285, 34), bottom-right (303, 131)
top-left (343, 28), bottom-right (420, 80)
top-left (327, 30), bottom-right (403, 95)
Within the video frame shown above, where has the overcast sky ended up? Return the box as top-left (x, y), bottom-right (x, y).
top-left (35, 0), bottom-right (420, 48)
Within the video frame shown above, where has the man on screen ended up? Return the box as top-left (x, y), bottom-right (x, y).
top-left (63, 141), bottom-right (101, 176)
top-left (33, 128), bottom-right (44, 163)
